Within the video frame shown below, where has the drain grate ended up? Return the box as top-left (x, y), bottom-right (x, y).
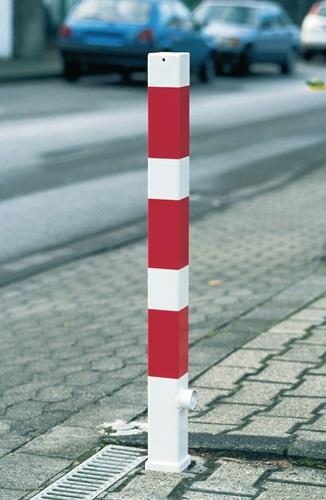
top-left (32, 445), bottom-right (147, 500)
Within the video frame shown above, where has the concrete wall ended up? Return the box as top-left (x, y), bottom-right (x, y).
top-left (13, 0), bottom-right (45, 58)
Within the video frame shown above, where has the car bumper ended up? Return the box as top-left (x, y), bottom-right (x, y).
top-left (215, 50), bottom-right (241, 66)
top-left (60, 44), bottom-right (150, 71)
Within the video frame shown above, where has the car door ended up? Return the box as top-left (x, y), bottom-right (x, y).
top-left (253, 12), bottom-right (282, 63)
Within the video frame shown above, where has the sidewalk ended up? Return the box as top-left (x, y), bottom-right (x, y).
top-left (0, 164), bottom-right (325, 499)
top-left (0, 51), bottom-right (61, 83)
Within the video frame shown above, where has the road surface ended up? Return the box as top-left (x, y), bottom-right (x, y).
top-left (1, 62), bottom-right (326, 271)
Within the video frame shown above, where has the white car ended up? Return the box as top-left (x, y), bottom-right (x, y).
top-left (301, 1), bottom-right (326, 59)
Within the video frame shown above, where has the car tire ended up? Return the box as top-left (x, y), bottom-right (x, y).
top-left (281, 49), bottom-right (296, 75)
top-left (303, 49), bottom-right (314, 61)
top-left (233, 48), bottom-right (251, 76)
top-left (120, 69), bottom-right (131, 83)
top-left (199, 54), bottom-right (215, 83)
top-left (63, 61), bottom-right (81, 82)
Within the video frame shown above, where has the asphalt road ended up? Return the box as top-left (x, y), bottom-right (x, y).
top-left (1, 61), bottom-right (326, 268)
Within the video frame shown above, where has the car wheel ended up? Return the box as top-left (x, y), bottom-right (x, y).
top-left (281, 49), bottom-right (296, 75)
top-left (120, 69), bottom-right (131, 84)
top-left (303, 49), bottom-right (314, 61)
top-left (63, 61), bottom-right (81, 82)
top-left (199, 55), bottom-right (215, 83)
top-left (233, 48), bottom-right (251, 76)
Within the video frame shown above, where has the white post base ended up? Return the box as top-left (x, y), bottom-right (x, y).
top-left (147, 374), bottom-right (193, 473)
top-left (145, 454), bottom-right (191, 473)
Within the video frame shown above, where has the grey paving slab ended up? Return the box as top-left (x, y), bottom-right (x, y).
top-left (257, 482), bottom-right (326, 500)
top-left (103, 469), bottom-right (183, 499)
top-left (218, 349), bottom-right (272, 369)
top-left (275, 343), bottom-right (325, 364)
top-left (194, 366), bottom-right (255, 390)
top-left (267, 397), bottom-right (323, 418)
top-left (184, 492), bottom-right (252, 499)
top-left (190, 460), bottom-right (271, 496)
top-left (269, 465), bottom-right (326, 486)
top-left (285, 375), bottom-right (326, 398)
top-left (289, 431), bottom-right (326, 460)
top-left (0, 452), bottom-right (70, 490)
top-left (250, 360), bottom-right (308, 384)
top-left (20, 425), bottom-right (100, 459)
top-left (191, 403), bottom-right (260, 425)
top-left (227, 381), bottom-right (289, 405)
top-left (0, 489), bottom-right (27, 500)
top-left (230, 416), bottom-right (301, 438)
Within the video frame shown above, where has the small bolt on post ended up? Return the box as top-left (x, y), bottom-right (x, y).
top-left (146, 52), bottom-right (197, 473)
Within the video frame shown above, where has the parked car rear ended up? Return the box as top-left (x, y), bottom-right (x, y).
top-left (301, 1), bottom-right (326, 60)
top-left (57, 0), bottom-right (215, 82)
top-left (194, 0), bottom-right (299, 75)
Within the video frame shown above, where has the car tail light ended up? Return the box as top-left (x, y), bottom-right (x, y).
top-left (59, 24), bottom-right (72, 38)
top-left (309, 2), bottom-right (321, 14)
top-left (137, 29), bottom-right (155, 43)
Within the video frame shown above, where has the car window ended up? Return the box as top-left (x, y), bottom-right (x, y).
top-left (71, 0), bottom-right (151, 24)
top-left (195, 4), bottom-right (257, 26)
top-left (260, 14), bottom-right (278, 30)
top-left (160, 1), bottom-right (174, 25)
top-left (319, 7), bottom-right (326, 16)
top-left (172, 1), bottom-right (193, 29)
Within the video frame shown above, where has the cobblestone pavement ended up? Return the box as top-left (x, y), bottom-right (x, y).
top-left (0, 165), bottom-right (325, 499)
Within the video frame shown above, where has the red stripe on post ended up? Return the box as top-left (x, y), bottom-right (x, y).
top-left (148, 307), bottom-right (188, 378)
top-left (148, 197), bottom-right (189, 270)
top-left (148, 86), bottom-right (190, 159)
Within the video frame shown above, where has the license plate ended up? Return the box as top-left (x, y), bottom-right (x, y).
top-left (85, 36), bottom-right (123, 47)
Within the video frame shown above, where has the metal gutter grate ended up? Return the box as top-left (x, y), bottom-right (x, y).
top-left (32, 445), bottom-right (147, 500)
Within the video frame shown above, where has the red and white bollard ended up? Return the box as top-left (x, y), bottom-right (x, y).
top-left (146, 52), bottom-right (197, 473)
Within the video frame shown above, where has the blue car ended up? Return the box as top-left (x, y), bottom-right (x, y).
top-left (194, 1), bottom-right (300, 75)
top-left (58, 0), bottom-right (215, 82)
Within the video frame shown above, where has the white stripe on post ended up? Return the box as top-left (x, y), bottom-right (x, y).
top-left (148, 158), bottom-right (189, 200)
top-left (146, 52), bottom-right (197, 473)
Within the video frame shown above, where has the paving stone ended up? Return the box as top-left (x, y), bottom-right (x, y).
top-left (195, 366), bottom-right (254, 390)
top-left (257, 482), bottom-right (326, 499)
top-left (275, 344), bottom-right (324, 364)
top-left (311, 299), bottom-right (326, 309)
top-left (21, 425), bottom-right (100, 459)
top-left (5, 401), bottom-right (45, 420)
top-left (231, 416), bottom-right (301, 437)
top-left (189, 422), bottom-right (237, 436)
top-left (63, 398), bottom-right (145, 429)
top-left (269, 320), bottom-right (310, 334)
top-left (269, 465), bottom-right (326, 486)
top-left (301, 413), bottom-right (326, 432)
top-left (190, 460), bottom-right (271, 496)
top-left (228, 381), bottom-right (289, 405)
top-left (300, 329), bottom-right (326, 346)
top-left (104, 469), bottom-right (183, 499)
top-left (290, 309), bottom-right (326, 323)
top-left (243, 332), bottom-right (299, 351)
top-left (191, 404), bottom-right (260, 425)
top-left (35, 385), bottom-right (73, 402)
top-left (0, 489), bottom-right (26, 500)
top-left (218, 349), bottom-right (272, 369)
top-left (0, 452), bottom-right (70, 490)
top-left (250, 360), bottom-right (308, 384)
top-left (192, 387), bottom-right (230, 411)
top-left (184, 492), bottom-right (251, 499)
top-left (285, 375), bottom-right (326, 398)
top-left (268, 397), bottom-right (323, 418)
top-left (289, 431), bottom-right (326, 460)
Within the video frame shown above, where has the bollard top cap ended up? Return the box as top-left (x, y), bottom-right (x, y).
top-left (148, 52), bottom-right (190, 88)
